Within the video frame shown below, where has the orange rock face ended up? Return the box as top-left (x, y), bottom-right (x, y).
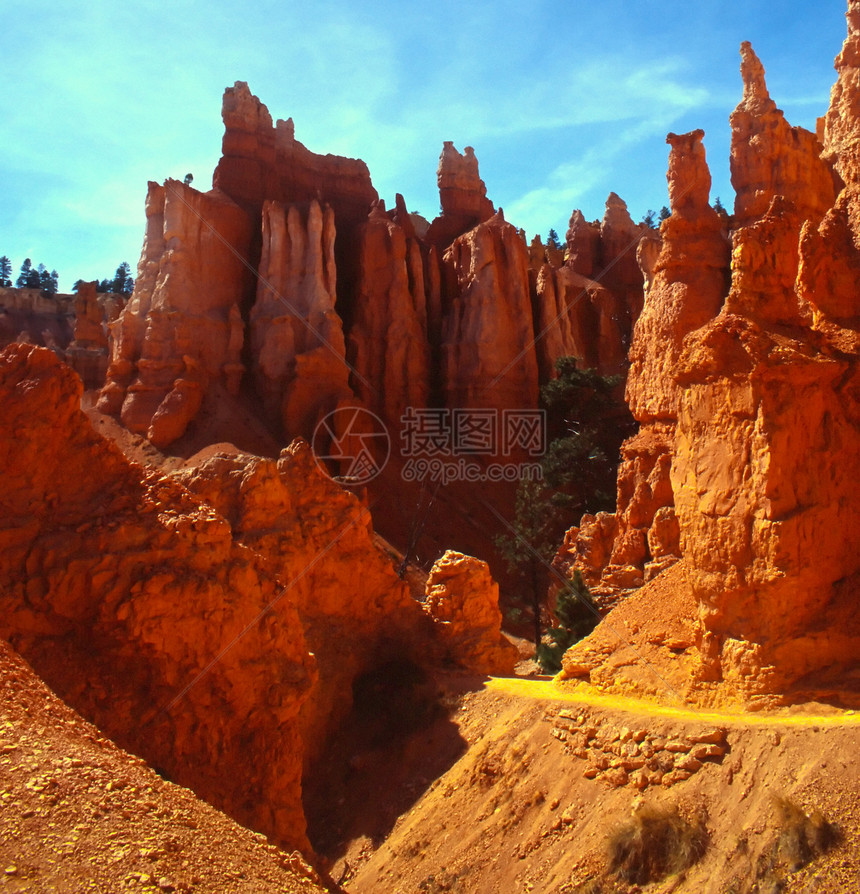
top-left (171, 444), bottom-right (433, 768)
top-left (2, 342), bottom-right (517, 851)
top-left (532, 197), bottom-right (652, 381)
top-left (730, 42), bottom-right (839, 228)
top-left (1, 344), bottom-right (314, 851)
top-left (425, 142), bottom-right (495, 249)
top-left (440, 210), bottom-right (539, 414)
top-left (97, 180), bottom-right (253, 447)
top-left (627, 130), bottom-right (729, 423)
top-left (250, 199), bottom-right (354, 438)
top-left (557, 131), bottom-right (728, 604)
top-left (214, 81), bottom-right (378, 226)
top-left (561, 19), bottom-right (860, 703)
top-left (347, 201), bottom-right (431, 427)
top-left (64, 281), bottom-right (110, 389)
top-left (423, 551), bottom-right (518, 674)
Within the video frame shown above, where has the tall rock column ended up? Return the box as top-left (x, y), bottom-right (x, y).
top-left (348, 199), bottom-right (431, 427)
top-left (250, 199), bottom-right (353, 439)
top-left (425, 142), bottom-right (496, 250)
top-left (730, 42), bottom-right (839, 229)
top-left (556, 130), bottom-right (729, 606)
top-left (670, 37), bottom-right (860, 697)
top-left (440, 211), bottom-right (539, 414)
top-left (97, 180), bottom-right (253, 448)
top-left (799, 1), bottom-right (860, 326)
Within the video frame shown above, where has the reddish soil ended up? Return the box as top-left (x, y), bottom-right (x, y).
top-left (0, 640), bottom-right (333, 894)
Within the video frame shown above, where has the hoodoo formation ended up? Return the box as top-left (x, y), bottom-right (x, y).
top-left (1, 3), bottom-right (859, 892)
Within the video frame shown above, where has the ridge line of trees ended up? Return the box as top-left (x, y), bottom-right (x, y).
top-left (0, 257), bottom-right (134, 296)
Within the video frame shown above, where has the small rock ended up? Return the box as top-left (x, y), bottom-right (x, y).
top-left (687, 728), bottom-right (726, 745)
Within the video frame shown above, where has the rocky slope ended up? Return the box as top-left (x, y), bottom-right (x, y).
top-left (0, 342), bottom-right (514, 859)
top-left (0, 639), bottom-right (332, 894)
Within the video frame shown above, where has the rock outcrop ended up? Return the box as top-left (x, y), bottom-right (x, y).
top-left (423, 551), bottom-right (518, 674)
top-left (97, 180), bottom-right (253, 447)
top-left (440, 211), bottom-right (539, 414)
top-left (425, 143), bottom-right (495, 250)
top-left (533, 197), bottom-right (652, 381)
top-left (560, 25), bottom-right (860, 703)
top-left (347, 200), bottom-right (431, 426)
top-left (2, 343), bottom-right (315, 851)
top-left (214, 81), bottom-right (378, 226)
top-left (250, 199), bottom-right (353, 438)
top-left (801, 0), bottom-right (860, 329)
top-left (557, 130), bottom-right (729, 606)
top-left (1, 342), bottom-right (515, 853)
top-left (64, 281), bottom-right (111, 389)
top-left (730, 42), bottom-right (839, 228)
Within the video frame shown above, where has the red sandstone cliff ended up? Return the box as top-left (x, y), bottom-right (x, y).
top-left (1, 342), bottom-right (515, 853)
top-left (97, 180), bottom-right (253, 447)
top-left (250, 198), bottom-right (354, 438)
top-left (559, 22), bottom-right (860, 703)
top-left (440, 210), bottom-right (539, 414)
top-left (348, 200), bottom-right (431, 427)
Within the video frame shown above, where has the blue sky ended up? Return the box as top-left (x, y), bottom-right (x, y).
top-left (0, 0), bottom-right (849, 291)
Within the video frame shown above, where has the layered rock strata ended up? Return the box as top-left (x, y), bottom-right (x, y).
top-left (97, 180), bottom-right (253, 447)
top-left (560, 23), bottom-right (860, 702)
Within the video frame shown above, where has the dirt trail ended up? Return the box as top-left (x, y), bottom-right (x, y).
top-left (344, 673), bottom-right (860, 893)
top-left (487, 676), bottom-right (860, 729)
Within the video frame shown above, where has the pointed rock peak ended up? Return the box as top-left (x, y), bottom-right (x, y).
top-left (602, 192), bottom-right (636, 232)
top-left (666, 129), bottom-right (713, 216)
top-left (738, 41), bottom-right (776, 112)
top-left (221, 81), bottom-right (273, 130)
top-left (605, 192), bottom-right (628, 212)
top-left (568, 209), bottom-right (587, 228)
top-left (392, 192), bottom-right (417, 238)
top-left (435, 141), bottom-right (495, 223)
top-left (437, 142), bottom-right (486, 191)
top-left (275, 117), bottom-right (296, 142)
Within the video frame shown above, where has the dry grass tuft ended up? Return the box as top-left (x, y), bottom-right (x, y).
top-left (606, 804), bottom-right (708, 884)
top-left (772, 796), bottom-right (840, 871)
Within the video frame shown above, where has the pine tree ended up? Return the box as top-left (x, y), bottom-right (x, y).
top-left (496, 357), bottom-right (634, 652)
top-left (112, 261), bottom-right (134, 295)
top-left (0, 256), bottom-right (11, 287)
top-left (546, 228), bottom-right (562, 250)
top-left (659, 206), bottom-right (671, 221)
top-left (16, 259), bottom-right (33, 288)
top-left (37, 264), bottom-right (56, 294)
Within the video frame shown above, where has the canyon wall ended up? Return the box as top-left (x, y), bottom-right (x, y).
top-left (559, 18), bottom-right (860, 701)
top-left (0, 341), bottom-right (518, 850)
top-left (95, 82), bottom-right (648, 459)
